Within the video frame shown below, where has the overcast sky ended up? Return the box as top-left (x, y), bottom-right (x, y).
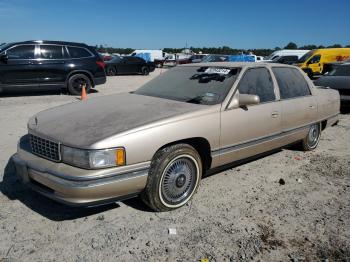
top-left (0, 0), bottom-right (349, 49)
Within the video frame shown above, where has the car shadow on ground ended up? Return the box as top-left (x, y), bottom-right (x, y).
top-left (0, 156), bottom-right (118, 221)
top-left (0, 149), bottom-right (285, 220)
top-left (0, 88), bottom-right (98, 97)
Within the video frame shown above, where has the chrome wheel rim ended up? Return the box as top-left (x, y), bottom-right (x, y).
top-left (308, 124), bottom-right (320, 148)
top-left (160, 155), bottom-right (199, 206)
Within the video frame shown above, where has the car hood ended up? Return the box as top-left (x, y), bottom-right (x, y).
top-left (28, 93), bottom-right (205, 148)
top-left (314, 76), bottom-right (349, 90)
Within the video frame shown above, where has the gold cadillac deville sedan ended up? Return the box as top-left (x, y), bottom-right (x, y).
top-left (13, 62), bottom-right (340, 211)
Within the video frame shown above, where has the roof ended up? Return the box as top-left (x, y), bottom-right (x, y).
top-left (5, 40), bottom-right (88, 47)
top-left (180, 62), bottom-right (297, 68)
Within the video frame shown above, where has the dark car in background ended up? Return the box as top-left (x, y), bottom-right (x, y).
top-left (105, 56), bottom-right (155, 76)
top-left (0, 40), bottom-right (106, 95)
top-left (271, 55), bottom-right (299, 65)
top-left (314, 63), bottom-right (350, 107)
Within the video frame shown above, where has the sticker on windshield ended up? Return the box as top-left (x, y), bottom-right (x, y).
top-left (204, 68), bottom-right (231, 75)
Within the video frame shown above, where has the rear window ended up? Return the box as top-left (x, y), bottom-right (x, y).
top-left (272, 67), bottom-right (311, 99)
top-left (67, 46), bottom-right (92, 58)
top-left (329, 65), bottom-right (350, 76)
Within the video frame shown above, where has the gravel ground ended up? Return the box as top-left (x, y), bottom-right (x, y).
top-left (0, 69), bottom-right (349, 262)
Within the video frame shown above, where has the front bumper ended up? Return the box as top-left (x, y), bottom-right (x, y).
top-left (13, 136), bottom-right (149, 206)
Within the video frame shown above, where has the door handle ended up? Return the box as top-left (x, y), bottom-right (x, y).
top-left (271, 111), bottom-right (279, 118)
top-left (309, 105), bottom-right (315, 109)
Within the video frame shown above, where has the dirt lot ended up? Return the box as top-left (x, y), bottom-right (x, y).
top-left (0, 69), bottom-right (349, 262)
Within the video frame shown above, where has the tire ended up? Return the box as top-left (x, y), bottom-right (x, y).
top-left (142, 66), bottom-right (150, 75)
top-left (106, 66), bottom-right (117, 76)
top-left (141, 144), bottom-right (202, 212)
top-left (301, 123), bottom-right (321, 151)
top-left (67, 74), bottom-right (91, 96)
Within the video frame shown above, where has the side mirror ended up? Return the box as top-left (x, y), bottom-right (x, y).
top-left (239, 94), bottom-right (260, 107)
top-left (0, 54), bottom-right (8, 62)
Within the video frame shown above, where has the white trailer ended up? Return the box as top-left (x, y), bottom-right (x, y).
top-left (130, 50), bottom-right (167, 62)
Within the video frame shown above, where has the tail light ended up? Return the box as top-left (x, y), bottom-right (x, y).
top-left (96, 60), bottom-right (105, 69)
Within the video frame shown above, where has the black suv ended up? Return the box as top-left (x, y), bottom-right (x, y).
top-left (0, 40), bottom-right (106, 95)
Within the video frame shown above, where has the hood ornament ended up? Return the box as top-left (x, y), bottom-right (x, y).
top-left (35, 117), bottom-right (38, 126)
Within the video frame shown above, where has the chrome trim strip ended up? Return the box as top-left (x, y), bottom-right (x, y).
top-left (211, 125), bottom-right (308, 157)
top-left (25, 159), bottom-right (151, 182)
top-left (211, 112), bottom-right (339, 157)
top-left (28, 167), bottom-right (149, 188)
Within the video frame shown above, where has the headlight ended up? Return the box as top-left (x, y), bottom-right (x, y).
top-left (61, 146), bottom-right (125, 169)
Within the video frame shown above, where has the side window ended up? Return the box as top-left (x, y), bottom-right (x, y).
top-left (39, 45), bottom-right (63, 59)
top-left (6, 45), bottom-right (35, 59)
top-left (272, 67), bottom-right (311, 99)
top-left (67, 46), bottom-right (92, 58)
top-left (308, 55), bottom-right (321, 64)
top-left (238, 68), bottom-right (276, 103)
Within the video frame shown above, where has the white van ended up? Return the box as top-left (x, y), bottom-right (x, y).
top-left (130, 50), bottom-right (167, 62)
top-left (264, 49), bottom-right (309, 61)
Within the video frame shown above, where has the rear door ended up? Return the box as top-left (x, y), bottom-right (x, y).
top-left (0, 44), bottom-right (38, 85)
top-left (272, 67), bottom-right (317, 136)
top-left (35, 44), bottom-right (68, 85)
top-left (219, 67), bottom-right (282, 164)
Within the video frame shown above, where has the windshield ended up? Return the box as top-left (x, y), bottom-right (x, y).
top-left (134, 66), bottom-right (240, 105)
top-left (265, 51), bottom-right (278, 60)
top-left (0, 43), bottom-right (11, 53)
top-left (201, 54), bottom-right (229, 63)
top-left (298, 50), bottom-right (315, 63)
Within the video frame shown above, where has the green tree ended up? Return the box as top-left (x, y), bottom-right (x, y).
top-left (327, 44), bottom-right (342, 48)
top-left (284, 42), bottom-right (298, 49)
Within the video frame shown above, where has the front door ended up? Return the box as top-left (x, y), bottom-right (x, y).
top-left (0, 44), bottom-right (38, 86)
top-left (219, 67), bottom-right (282, 165)
top-left (307, 54), bottom-right (322, 75)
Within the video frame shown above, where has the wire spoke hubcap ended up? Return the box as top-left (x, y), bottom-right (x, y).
top-left (308, 124), bottom-right (319, 147)
top-left (161, 156), bottom-right (198, 205)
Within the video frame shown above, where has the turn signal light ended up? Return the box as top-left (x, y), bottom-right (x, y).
top-left (115, 148), bottom-right (125, 166)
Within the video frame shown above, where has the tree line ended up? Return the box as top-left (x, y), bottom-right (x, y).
top-left (96, 42), bottom-right (350, 57)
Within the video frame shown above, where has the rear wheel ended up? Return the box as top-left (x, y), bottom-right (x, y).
top-left (106, 66), bottom-right (117, 76)
top-left (301, 123), bottom-right (321, 151)
top-left (67, 74), bottom-right (91, 96)
top-left (141, 144), bottom-right (202, 211)
top-left (142, 66), bottom-right (150, 75)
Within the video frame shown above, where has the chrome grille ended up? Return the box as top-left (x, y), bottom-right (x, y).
top-left (29, 134), bottom-right (60, 161)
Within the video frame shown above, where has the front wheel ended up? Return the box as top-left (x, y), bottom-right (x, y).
top-left (141, 144), bottom-right (202, 212)
top-left (301, 123), bottom-right (321, 151)
top-left (67, 74), bottom-right (91, 96)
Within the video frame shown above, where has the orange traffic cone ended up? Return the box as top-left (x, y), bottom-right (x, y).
top-left (81, 84), bottom-right (87, 101)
